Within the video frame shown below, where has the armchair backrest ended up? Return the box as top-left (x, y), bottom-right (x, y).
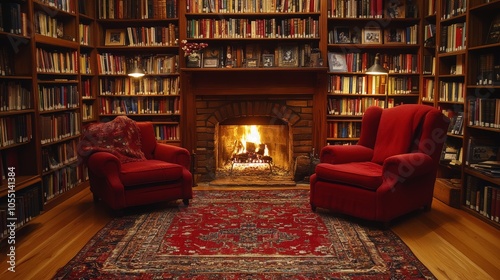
top-left (136, 122), bottom-right (157, 160)
top-left (359, 105), bottom-right (449, 165)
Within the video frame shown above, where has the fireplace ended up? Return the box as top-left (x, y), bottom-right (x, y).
top-left (216, 120), bottom-right (291, 177)
top-left (181, 70), bottom-right (327, 183)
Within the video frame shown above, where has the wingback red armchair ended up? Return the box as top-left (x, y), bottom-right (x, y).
top-left (78, 116), bottom-right (193, 211)
top-left (310, 104), bottom-right (449, 224)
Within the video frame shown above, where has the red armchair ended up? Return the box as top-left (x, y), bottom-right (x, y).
top-left (78, 116), bottom-right (193, 211)
top-left (310, 104), bottom-right (449, 225)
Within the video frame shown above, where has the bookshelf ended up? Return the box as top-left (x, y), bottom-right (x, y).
top-left (32, 0), bottom-right (86, 208)
top-left (0, 0), bottom-right (42, 239)
top-left (433, 0), bottom-right (466, 181)
top-left (95, 0), bottom-right (182, 145)
top-left (461, 0), bottom-right (500, 228)
top-left (325, 0), bottom-right (422, 145)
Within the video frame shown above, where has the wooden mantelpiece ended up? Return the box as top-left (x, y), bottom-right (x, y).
top-left (180, 68), bottom-right (328, 178)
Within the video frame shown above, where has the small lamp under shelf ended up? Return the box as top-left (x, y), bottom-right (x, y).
top-left (128, 57), bottom-right (145, 78)
top-left (365, 53), bottom-right (388, 75)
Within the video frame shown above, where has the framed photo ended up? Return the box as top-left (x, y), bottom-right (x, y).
top-left (334, 27), bottom-right (351, 43)
top-left (486, 15), bottom-right (500, 44)
top-left (203, 57), bottom-right (219, 68)
top-left (105, 29), bottom-right (125, 45)
top-left (262, 54), bottom-right (274, 67)
top-left (327, 52), bottom-right (348, 72)
top-left (278, 44), bottom-right (299, 67)
top-left (384, 0), bottom-right (406, 18)
top-left (362, 28), bottom-right (381, 44)
top-left (203, 46), bottom-right (222, 60)
top-left (384, 28), bottom-right (405, 44)
top-left (246, 58), bottom-right (258, 68)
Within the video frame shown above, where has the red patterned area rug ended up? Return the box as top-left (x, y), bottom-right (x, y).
top-left (54, 190), bottom-right (435, 279)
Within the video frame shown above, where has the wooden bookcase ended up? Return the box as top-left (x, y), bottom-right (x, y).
top-left (460, 0), bottom-right (500, 228)
top-left (428, 0), bottom-right (500, 229)
top-left (433, 0), bottom-right (467, 181)
top-left (95, 0), bottom-right (182, 145)
top-left (0, 0), bottom-right (43, 239)
top-left (325, 1), bottom-right (422, 145)
top-left (32, 0), bottom-right (86, 209)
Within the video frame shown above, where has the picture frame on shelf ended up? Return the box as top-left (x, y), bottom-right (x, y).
top-left (245, 44), bottom-right (261, 65)
top-left (384, 0), bottom-right (406, 18)
top-left (202, 47), bottom-right (221, 68)
top-left (334, 27), bottom-right (351, 43)
top-left (278, 45), bottom-right (299, 67)
top-left (262, 54), bottom-right (274, 67)
top-left (362, 28), bottom-right (381, 44)
top-left (327, 52), bottom-right (348, 72)
top-left (246, 58), bottom-right (258, 68)
top-left (203, 57), bottom-right (219, 68)
top-left (105, 29), bottom-right (126, 46)
top-left (384, 28), bottom-right (405, 44)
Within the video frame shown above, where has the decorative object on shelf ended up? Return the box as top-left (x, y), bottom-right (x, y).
top-left (485, 15), bottom-right (500, 44)
top-left (333, 27), bottom-right (352, 43)
top-left (384, 0), bottom-right (406, 18)
top-left (262, 54), bottom-right (275, 67)
top-left (327, 52), bottom-right (347, 72)
top-left (278, 44), bottom-right (299, 67)
top-left (362, 28), bottom-right (382, 44)
top-left (366, 53), bottom-right (389, 75)
top-left (181, 40), bottom-right (208, 68)
top-left (105, 29), bottom-right (126, 46)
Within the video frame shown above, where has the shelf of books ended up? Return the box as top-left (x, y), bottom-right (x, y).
top-left (79, 0), bottom-right (98, 125)
top-left (325, 0), bottom-right (422, 145)
top-left (181, 0), bottom-right (323, 69)
top-left (96, 0), bottom-right (182, 145)
top-left (461, 0), bottom-right (500, 228)
top-left (32, 0), bottom-right (86, 208)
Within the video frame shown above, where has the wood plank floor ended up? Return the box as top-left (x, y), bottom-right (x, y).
top-left (0, 185), bottom-right (499, 280)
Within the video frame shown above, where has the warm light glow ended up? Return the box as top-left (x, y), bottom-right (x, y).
top-left (235, 125), bottom-right (269, 156)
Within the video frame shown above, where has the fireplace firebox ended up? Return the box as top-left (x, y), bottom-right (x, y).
top-left (216, 121), bottom-right (291, 177)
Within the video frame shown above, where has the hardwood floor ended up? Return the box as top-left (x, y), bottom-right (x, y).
top-left (0, 185), bottom-right (499, 280)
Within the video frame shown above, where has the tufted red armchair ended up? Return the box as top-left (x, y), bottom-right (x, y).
top-left (310, 104), bottom-right (449, 225)
top-left (78, 116), bottom-right (193, 211)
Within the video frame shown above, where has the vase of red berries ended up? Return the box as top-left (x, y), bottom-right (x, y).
top-left (181, 40), bottom-right (208, 68)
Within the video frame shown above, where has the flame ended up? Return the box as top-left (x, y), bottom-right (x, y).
top-left (235, 125), bottom-right (269, 156)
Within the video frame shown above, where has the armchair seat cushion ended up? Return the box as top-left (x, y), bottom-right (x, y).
top-left (315, 162), bottom-right (383, 190)
top-left (120, 160), bottom-right (184, 187)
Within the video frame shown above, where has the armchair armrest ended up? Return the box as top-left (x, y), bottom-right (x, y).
top-left (382, 153), bottom-right (434, 184)
top-left (154, 144), bottom-right (191, 170)
top-left (320, 145), bottom-right (373, 164)
top-left (87, 152), bottom-right (122, 177)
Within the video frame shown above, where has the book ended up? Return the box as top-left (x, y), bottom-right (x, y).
top-left (451, 112), bottom-right (464, 135)
top-left (475, 161), bottom-right (500, 169)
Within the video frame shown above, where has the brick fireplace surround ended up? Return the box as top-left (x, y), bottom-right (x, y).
top-left (181, 69), bottom-right (327, 182)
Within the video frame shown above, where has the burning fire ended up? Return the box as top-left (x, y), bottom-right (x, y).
top-left (235, 125), bottom-right (269, 156)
